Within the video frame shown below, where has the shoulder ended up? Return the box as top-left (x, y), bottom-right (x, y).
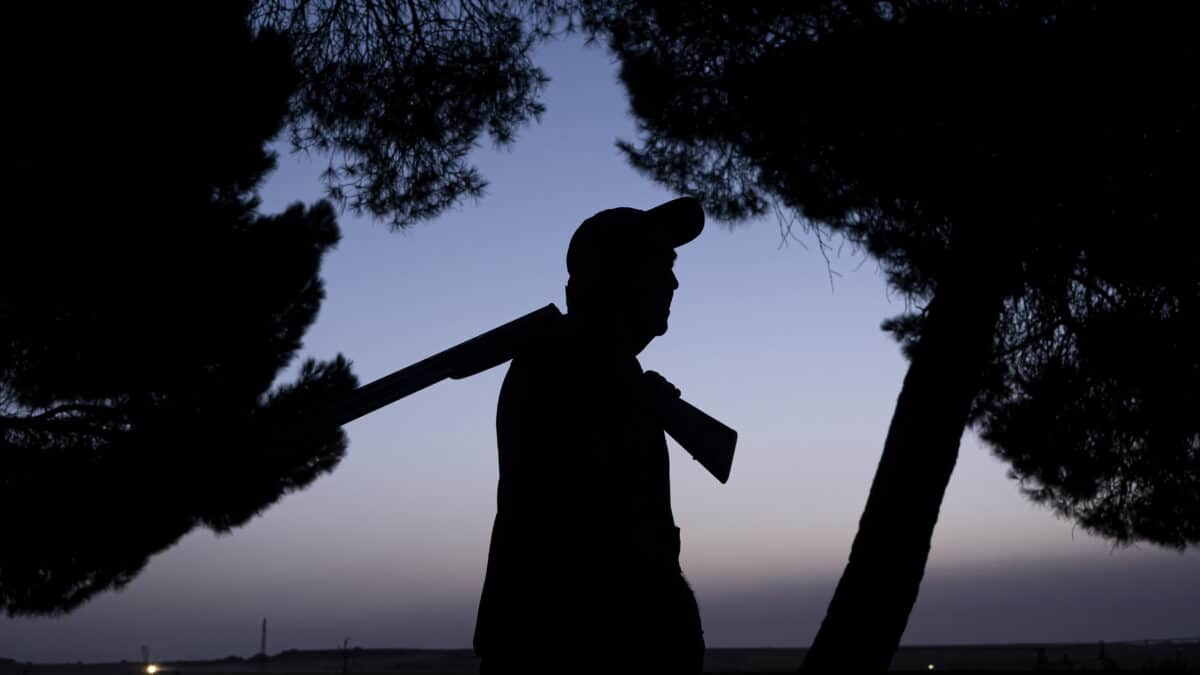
top-left (509, 316), bottom-right (588, 380)
top-left (501, 326), bottom-right (618, 417)
top-left (500, 327), bottom-right (571, 405)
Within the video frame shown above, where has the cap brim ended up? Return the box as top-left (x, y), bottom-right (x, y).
top-left (646, 197), bottom-right (704, 248)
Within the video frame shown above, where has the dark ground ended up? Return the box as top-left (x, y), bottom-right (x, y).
top-left (4, 641), bottom-right (1198, 674)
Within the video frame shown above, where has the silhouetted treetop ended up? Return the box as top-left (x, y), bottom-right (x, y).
top-left (580, 0), bottom-right (1200, 550)
top-left (2, 2), bottom-right (356, 615)
top-left (573, 3), bottom-right (1199, 669)
top-left (253, 0), bottom-right (560, 227)
top-left (584, 1), bottom-right (1195, 290)
top-left (978, 288), bottom-right (1199, 548)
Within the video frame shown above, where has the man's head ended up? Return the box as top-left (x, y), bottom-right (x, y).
top-left (565, 197), bottom-right (704, 353)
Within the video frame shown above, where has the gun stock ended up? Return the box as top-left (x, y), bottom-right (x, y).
top-left (661, 397), bottom-right (738, 484)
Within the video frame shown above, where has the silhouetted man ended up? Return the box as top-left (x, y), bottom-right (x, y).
top-left (474, 198), bottom-right (706, 673)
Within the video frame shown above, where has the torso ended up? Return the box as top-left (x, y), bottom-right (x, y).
top-left (474, 321), bottom-right (698, 662)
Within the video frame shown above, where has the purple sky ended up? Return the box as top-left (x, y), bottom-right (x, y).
top-left (2, 35), bottom-right (1196, 664)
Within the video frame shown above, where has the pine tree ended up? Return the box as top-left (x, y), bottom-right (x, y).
top-left (575, 2), bottom-right (1200, 669)
top-left (1, 2), bottom-right (355, 614)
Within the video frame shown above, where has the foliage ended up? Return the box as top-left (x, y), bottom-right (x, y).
top-left (1, 2), bottom-right (356, 614)
top-left (575, 0), bottom-right (1200, 546)
top-left (253, 0), bottom-right (565, 227)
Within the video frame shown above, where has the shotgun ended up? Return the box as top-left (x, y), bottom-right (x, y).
top-left (324, 303), bottom-right (737, 483)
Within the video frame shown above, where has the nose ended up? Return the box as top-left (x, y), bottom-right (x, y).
top-left (670, 270), bottom-right (679, 291)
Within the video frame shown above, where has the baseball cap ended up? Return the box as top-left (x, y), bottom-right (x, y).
top-left (566, 197), bottom-right (704, 280)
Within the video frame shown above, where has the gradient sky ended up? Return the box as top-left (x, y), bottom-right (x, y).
top-left (2, 35), bottom-right (1196, 664)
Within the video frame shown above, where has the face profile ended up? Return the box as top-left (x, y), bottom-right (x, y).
top-left (625, 246), bottom-right (679, 341)
top-left (564, 198), bottom-right (699, 354)
top-left (566, 243), bottom-right (679, 355)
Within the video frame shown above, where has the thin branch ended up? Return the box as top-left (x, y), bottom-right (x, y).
top-left (1, 402), bottom-right (121, 423)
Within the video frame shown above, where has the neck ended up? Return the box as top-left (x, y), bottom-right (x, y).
top-left (566, 310), bottom-right (651, 356)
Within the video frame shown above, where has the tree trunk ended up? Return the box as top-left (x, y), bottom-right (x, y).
top-left (802, 259), bottom-right (1008, 673)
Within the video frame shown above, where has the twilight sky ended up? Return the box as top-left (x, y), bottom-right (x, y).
top-left (2, 35), bottom-right (1196, 664)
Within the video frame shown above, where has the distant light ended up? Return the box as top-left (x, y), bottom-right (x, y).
top-left (928, 666), bottom-right (935, 671)
top-left (146, 666), bottom-right (159, 674)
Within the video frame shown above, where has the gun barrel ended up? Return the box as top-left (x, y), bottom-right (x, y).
top-left (306, 302), bottom-right (736, 483)
top-left (325, 303), bottom-right (563, 427)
